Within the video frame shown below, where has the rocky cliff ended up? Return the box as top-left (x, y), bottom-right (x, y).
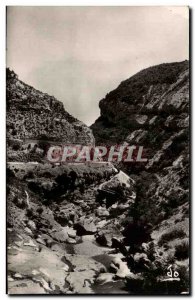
top-left (91, 60), bottom-right (189, 145)
top-left (91, 60), bottom-right (189, 223)
top-left (7, 62), bottom-right (190, 295)
top-left (7, 69), bottom-right (136, 294)
top-left (6, 68), bottom-right (94, 161)
top-left (91, 60), bottom-right (190, 293)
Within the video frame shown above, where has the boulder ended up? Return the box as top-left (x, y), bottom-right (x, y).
top-left (99, 171), bottom-right (133, 191)
top-left (36, 237), bottom-right (46, 246)
top-left (24, 227), bottom-right (33, 235)
top-left (96, 207), bottom-right (110, 217)
top-left (66, 237), bottom-right (77, 244)
top-left (110, 256), bottom-right (131, 278)
top-left (74, 219), bottom-right (97, 236)
top-left (50, 228), bottom-right (68, 242)
top-left (65, 226), bottom-right (77, 238)
top-left (95, 232), bottom-right (108, 247)
top-left (96, 220), bottom-right (108, 229)
top-left (95, 273), bottom-right (115, 284)
top-left (27, 220), bottom-right (36, 231)
top-left (111, 237), bottom-right (128, 256)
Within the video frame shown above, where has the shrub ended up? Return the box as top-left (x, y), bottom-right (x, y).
top-left (158, 228), bottom-right (186, 246)
top-left (175, 239), bottom-right (189, 260)
top-left (107, 61), bottom-right (189, 105)
top-left (12, 143), bottom-right (21, 151)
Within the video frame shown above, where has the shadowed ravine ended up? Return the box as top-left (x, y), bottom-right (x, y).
top-left (7, 62), bottom-right (189, 294)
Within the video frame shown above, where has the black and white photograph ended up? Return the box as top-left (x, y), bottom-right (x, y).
top-left (6, 5), bottom-right (190, 295)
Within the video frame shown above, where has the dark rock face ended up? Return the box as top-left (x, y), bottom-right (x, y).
top-left (91, 61), bottom-right (189, 145)
top-left (7, 160), bottom-right (133, 294)
top-left (91, 60), bottom-right (189, 224)
top-left (6, 68), bottom-right (94, 161)
top-left (6, 68), bottom-right (131, 293)
top-left (7, 62), bottom-right (190, 295)
top-left (91, 61), bottom-right (190, 294)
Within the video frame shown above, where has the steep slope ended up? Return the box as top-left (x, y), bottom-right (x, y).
top-left (91, 60), bottom-right (189, 147)
top-left (91, 61), bottom-right (189, 223)
top-left (6, 62), bottom-right (190, 294)
top-left (6, 68), bottom-right (94, 161)
top-left (6, 69), bottom-right (136, 294)
top-left (91, 61), bottom-right (190, 293)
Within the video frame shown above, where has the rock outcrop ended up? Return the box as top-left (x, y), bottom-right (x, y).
top-left (91, 60), bottom-right (189, 224)
top-left (91, 61), bottom-right (189, 294)
top-left (7, 61), bottom-right (190, 295)
top-left (7, 69), bottom-right (135, 294)
top-left (6, 68), bottom-right (94, 162)
top-left (91, 60), bottom-right (189, 146)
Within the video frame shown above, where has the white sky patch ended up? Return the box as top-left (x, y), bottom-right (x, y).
top-left (6, 6), bottom-right (189, 125)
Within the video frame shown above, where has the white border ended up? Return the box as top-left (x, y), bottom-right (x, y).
top-left (0, 1), bottom-right (193, 299)
top-left (1, 0), bottom-right (194, 5)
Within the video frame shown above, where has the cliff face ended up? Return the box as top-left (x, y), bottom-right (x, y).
top-left (91, 61), bottom-right (190, 290)
top-left (7, 62), bottom-right (190, 294)
top-left (91, 60), bottom-right (189, 219)
top-left (91, 60), bottom-right (189, 147)
top-left (7, 68), bottom-right (94, 161)
top-left (7, 69), bottom-right (135, 294)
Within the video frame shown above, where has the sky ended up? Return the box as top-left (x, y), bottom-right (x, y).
top-left (7, 6), bottom-right (189, 125)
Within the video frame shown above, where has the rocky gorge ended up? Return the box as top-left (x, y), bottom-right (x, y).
top-left (6, 62), bottom-right (190, 295)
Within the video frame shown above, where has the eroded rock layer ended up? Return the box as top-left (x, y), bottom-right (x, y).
top-left (7, 62), bottom-right (190, 294)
